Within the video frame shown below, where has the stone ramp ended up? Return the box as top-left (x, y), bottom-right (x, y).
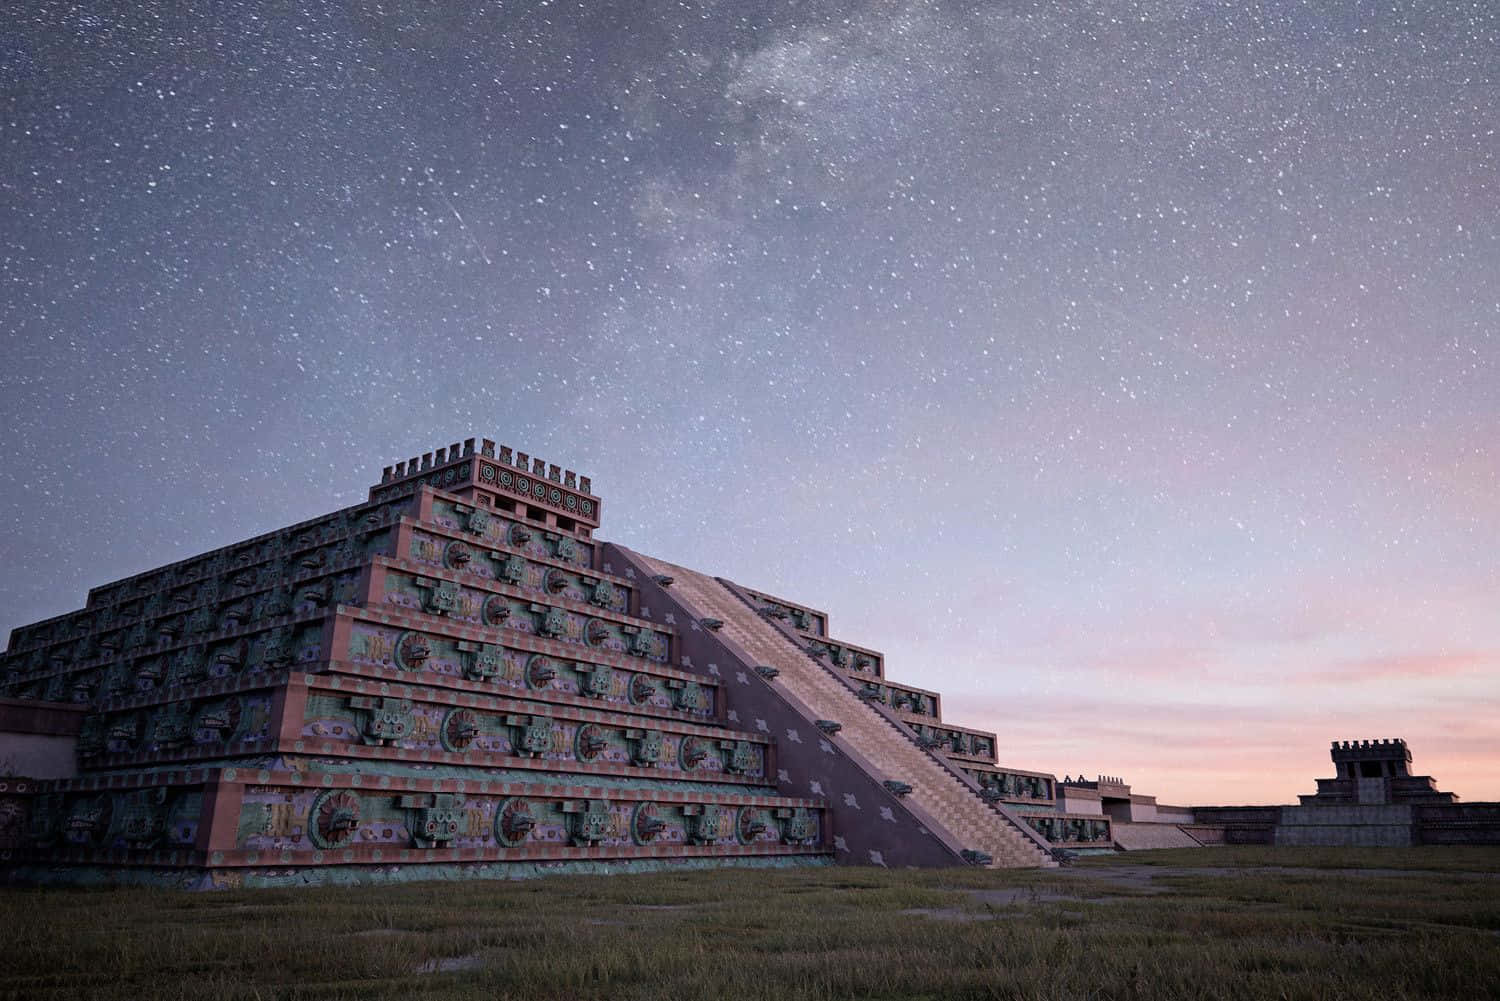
top-left (1111, 822), bottom-right (1204, 850)
top-left (634, 554), bottom-right (1053, 869)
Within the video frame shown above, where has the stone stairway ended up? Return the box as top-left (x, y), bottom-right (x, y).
top-left (1110, 822), bottom-right (1205, 851)
top-left (636, 555), bottom-right (1053, 868)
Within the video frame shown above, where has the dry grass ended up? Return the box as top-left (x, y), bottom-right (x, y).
top-left (2, 846), bottom-right (1498, 1001)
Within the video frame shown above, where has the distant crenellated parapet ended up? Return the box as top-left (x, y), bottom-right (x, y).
top-left (1328, 737), bottom-right (1413, 779)
top-left (371, 436), bottom-right (601, 528)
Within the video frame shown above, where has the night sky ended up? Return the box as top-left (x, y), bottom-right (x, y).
top-left (3, 2), bottom-right (1496, 804)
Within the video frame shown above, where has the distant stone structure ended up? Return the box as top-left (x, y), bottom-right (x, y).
top-left (1194, 739), bottom-right (1500, 847)
top-left (3, 435), bottom-right (1195, 886)
top-left (1057, 774), bottom-right (1209, 850)
top-left (1304, 738), bottom-right (1455, 806)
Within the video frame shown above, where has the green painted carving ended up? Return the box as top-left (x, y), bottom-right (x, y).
top-left (524, 654), bottom-right (556, 690)
top-left (406, 793), bottom-right (462, 848)
top-left (214, 639), bottom-right (248, 673)
top-left (678, 736), bottom-right (710, 771)
top-left (544, 568), bottom-right (570, 594)
top-left (66, 794), bottom-right (113, 848)
top-left (439, 707), bottom-right (480, 752)
top-left (494, 797), bottom-right (536, 847)
top-left (196, 697), bottom-right (243, 743)
top-left (307, 789), bottom-right (362, 849)
top-left (585, 619), bottom-right (611, 647)
top-left (186, 606), bottom-right (216, 636)
top-left (961, 849), bottom-right (993, 866)
top-left (627, 728), bottom-right (663, 767)
top-left (574, 723), bottom-right (608, 762)
top-left (460, 642), bottom-right (503, 681)
top-left (672, 680), bottom-right (702, 712)
top-left (67, 670), bottom-right (96, 703)
top-left (41, 672), bottom-right (67, 705)
top-left (124, 623), bottom-right (152, 654)
top-left (482, 595), bottom-right (511, 625)
top-left (151, 703), bottom-right (193, 749)
top-left (563, 799), bottom-right (611, 846)
top-left (261, 627), bottom-right (295, 668)
top-left (628, 673), bottom-right (656, 706)
top-left (789, 608), bottom-right (811, 631)
top-left (553, 535), bottom-right (578, 563)
top-left (350, 696), bottom-right (413, 745)
top-left (100, 661), bottom-right (133, 700)
top-left (134, 657), bottom-right (165, 686)
top-left (859, 683), bottom-right (884, 703)
top-left (108, 712), bottom-right (145, 753)
top-left (258, 588), bottom-right (292, 619)
top-left (422, 578), bottom-right (462, 616)
top-left (41, 673), bottom-right (66, 703)
top-left (781, 807), bottom-right (817, 846)
top-left (465, 507), bottom-right (492, 536)
top-left (76, 715), bottom-right (107, 758)
top-left (734, 806), bottom-right (769, 845)
top-left (331, 535), bottom-right (360, 567)
top-left (721, 739), bottom-right (757, 775)
top-left (394, 631), bottom-right (430, 672)
top-left (118, 788), bottom-right (170, 849)
top-left (24, 793), bottom-right (62, 847)
top-left (498, 553), bottom-right (527, 585)
top-left (685, 804), bottom-right (722, 845)
top-left (629, 628), bottom-right (656, 659)
top-left (883, 780), bottom-right (913, 798)
top-left (630, 803), bottom-right (666, 845)
top-left (296, 579), bottom-right (331, 608)
top-left (169, 648), bottom-right (207, 687)
top-left (577, 662), bottom-right (613, 699)
top-left (506, 523), bottom-right (533, 547)
top-left (506, 714), bottom-right (553, 757)
top-left (536, 605), bottom-right (568, 638)
top-left (219, 601), bottom-right (251, 630)
top-left (443, 540), bottom-right (473, 570)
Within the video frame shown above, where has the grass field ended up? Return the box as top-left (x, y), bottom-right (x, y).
top-left (2, 846), bottom-right (1497, 1001)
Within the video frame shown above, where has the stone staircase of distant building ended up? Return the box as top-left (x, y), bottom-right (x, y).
top-left (1109, 821), bottom-right (1203, 850)
top-left (627, 553), bottom-right (1053, 869)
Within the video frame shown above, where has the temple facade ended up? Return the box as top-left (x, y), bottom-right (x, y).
top-left (1195, 739), bottom-right (1500, 847)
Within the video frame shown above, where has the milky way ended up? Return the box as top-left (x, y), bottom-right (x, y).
top-left (3, 2), bottom-right (1496, 802)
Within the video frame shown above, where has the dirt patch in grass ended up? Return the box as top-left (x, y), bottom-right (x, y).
top-left (416, 953), bottom-right (484, 975)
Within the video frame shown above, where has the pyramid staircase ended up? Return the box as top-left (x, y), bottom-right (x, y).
top-left (610, 550), bottom-right (1054, 868)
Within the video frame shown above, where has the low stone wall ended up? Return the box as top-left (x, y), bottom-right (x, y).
top-left (1415, 803), bottom-right (1500, 845)
top-left (1190, 806), bottom-right (1279, 845)
top-left (1275, 804), bottom-right (1414, 847)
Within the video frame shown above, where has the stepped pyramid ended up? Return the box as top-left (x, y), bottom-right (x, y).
top-left (0, 437), bottom-right (1114, 886)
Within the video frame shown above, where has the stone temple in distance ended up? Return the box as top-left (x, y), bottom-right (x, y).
top-left (0, 437), bottom-right (1494, 887)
